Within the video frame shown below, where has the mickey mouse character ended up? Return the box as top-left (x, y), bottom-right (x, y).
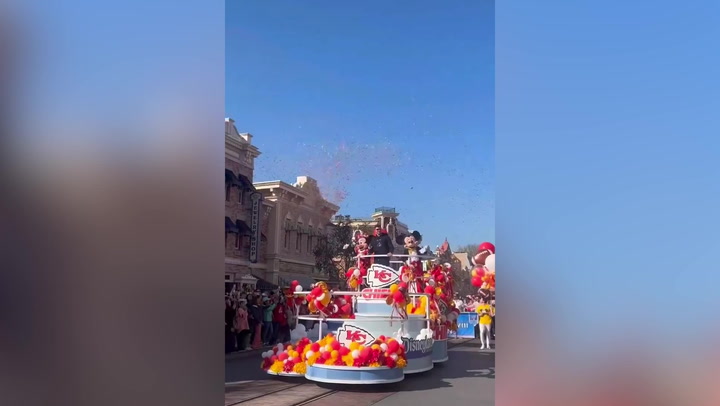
top-left (396, 230), bottom-right (427, 292)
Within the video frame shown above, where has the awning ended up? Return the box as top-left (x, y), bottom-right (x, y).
top-left (225, 217), bottom-right (239, 233)
top-left (235, 219), bottom-right (252, 235)
top-left (254, 275), bottom-right (278, 291)
top-left (237, 174), bottom-right (256, 191)
top-left (279, 274), bottom-right (316, 289)
top-left (225, 169), bottom-right (245, 188)
top-left (239, 274), bottom-right (258, 284)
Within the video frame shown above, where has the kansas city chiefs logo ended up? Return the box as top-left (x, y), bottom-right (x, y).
top-left (366, 264), bottom-right (400, 288)
top-left (337, 324), bottom-right (375, 347)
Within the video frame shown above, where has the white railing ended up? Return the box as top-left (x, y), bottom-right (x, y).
top-left (294, 290), bottom-right (431, 339)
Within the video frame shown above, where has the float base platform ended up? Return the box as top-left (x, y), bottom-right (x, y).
top-left (432, 339), bottom-right (449, 363)
top-left (266, 371), bottom-right (304, 377)
top-left (305, 364), bottom-right (404, 385)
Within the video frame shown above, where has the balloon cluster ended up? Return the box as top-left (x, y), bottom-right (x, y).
top-left (289, 280), bottom-right (306, 306)
top-left (306, 282), bottom-right (332, 316)
top-left (385, 282), bottom-right (410, 318)
top-left (260, 338), bottom-right (312, 375)
top-left (328, 295), bottom-right (354, 319)
top-left (471, 242), bottom-right (496, 290)
top-left (344, 266), bottom-right (365, 290)
top-left (302, 333), bottom-right (407, 369)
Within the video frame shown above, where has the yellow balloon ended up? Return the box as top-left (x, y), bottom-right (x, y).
top-left (331, 350), bottom-right (339, 359)
top-left (471, 269), bottom-right (478, 278)
top-left (389, 284), bottom-right (398, 293)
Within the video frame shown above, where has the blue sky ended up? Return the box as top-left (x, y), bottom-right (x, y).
top-left (226, 1), bottom-right (495, 250)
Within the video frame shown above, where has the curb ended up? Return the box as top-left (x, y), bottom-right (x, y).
top-left (225, 346), bottom-right (273, 361)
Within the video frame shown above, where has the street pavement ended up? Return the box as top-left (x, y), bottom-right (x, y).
top-left (225, 338), bottom-right (494, 406)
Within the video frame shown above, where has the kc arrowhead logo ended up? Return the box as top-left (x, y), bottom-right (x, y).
top-left (366, 264), bottom-right (400, 288)
top-left (337, 324), bottom-right (375, 347)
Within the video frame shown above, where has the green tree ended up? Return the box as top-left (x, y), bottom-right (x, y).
top-left (455, 243), bottom-right (479, 266)
top-left (313, 222), bottom-right (354, 288)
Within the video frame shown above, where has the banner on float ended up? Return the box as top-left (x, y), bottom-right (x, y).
top-left (456, 312), bottom-right (479, 338)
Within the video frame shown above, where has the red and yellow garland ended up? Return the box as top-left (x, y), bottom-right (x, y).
top-left (302, 333), bottom-right (407, 369)
top-left (260, 337), bottom-right (312, 375)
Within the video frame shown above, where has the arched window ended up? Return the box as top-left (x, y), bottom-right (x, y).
top-left (307, 226), bottom-right (313, 252)
top-left (284, 218), bottom-right (292, 249)
top-left (296, 222), bottom-right (303, 251)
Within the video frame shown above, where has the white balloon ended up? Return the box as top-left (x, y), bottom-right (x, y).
top-left (485, 254), bottom-right (495, 272)
top-left (297, 324), bottom-right (306, 332)
top-left (390, 353), bottom-right (398, 360)
top-left (261, 351), bottom-right (268, 358)
top-left (380, 343), bottom-right (388, 352)
top-left (351, 350), bottom-right (360, 359)
top-left (306, 350), bottom-right (315, 358)
top-left (325, 345), bottom-right (332, 352)
top-left (295, 285), bottom-right (303, 292)
top-left (277, 344), bottom-right (284, 352)
top-left (428, 279), bottom-right (435, 286)
top-left (353, 268), bottom-right (361, 277)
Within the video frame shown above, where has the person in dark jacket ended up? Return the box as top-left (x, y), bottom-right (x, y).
top-left (225, 299), bottom-right (237, 353)
top-left (368, 224), bottom-right (394, 267)
top-left (247, 296), bottom-right (264, 346)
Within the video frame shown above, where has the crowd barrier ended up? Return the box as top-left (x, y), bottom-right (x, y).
top-left (454, 312), bottom-right (479, 338)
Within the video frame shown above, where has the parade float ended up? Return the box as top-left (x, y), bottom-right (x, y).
top-left (259, 231), bottom-right (475, 385)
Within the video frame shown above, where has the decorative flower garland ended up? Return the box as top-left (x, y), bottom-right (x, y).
top-left (260, 338), bottom-right (312, 375)
top-left (302, 333), bottom-right (407, 369)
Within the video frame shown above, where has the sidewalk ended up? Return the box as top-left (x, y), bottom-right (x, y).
top-left (225, 345), bottom-right (274, 361)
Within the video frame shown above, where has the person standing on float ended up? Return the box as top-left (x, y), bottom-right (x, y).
top-left (368, 224), bottom-right (394, 267)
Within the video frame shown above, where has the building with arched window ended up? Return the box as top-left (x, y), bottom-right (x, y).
top-left (331, 207), bottom-right (411, 256)
top-left (224, 118), bottom-right (271, 290)
top-left (253, 176), bottom-right (340, 287)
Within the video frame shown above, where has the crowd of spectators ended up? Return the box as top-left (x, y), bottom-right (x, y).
top-left (225, 286), bottom-right (304, 354)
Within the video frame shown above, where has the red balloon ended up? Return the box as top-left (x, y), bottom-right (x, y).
top-left (424, 286), bottom-right (435, 295)
top-left (270, 355), bottom-right (278, 362)
top-left (360, 347), bottom-right (371, 359)
top-left (310, 343), bottom-right (320, 352)
top-left (292, 356), bottom-right (301, 363)
top-left (278, 352), bottom-right (288, 361)
top-left (339, 346), bottom-right (350, 356)
top-left (331, 340), bottom-right (341, 350)
top-left (471, 276), bottom-right (483, 287)
top-left (478, 242), bottom-right (495, 254)
top-left (393, 291), bottom-right (405, 303)
top-left (398, 282), bottom-right (408, 290)
top-left (387, 340), bottom-right (399, 353)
